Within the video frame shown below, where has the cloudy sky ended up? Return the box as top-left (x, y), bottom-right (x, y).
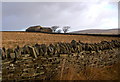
top-left (2, 1), bottom-right (118, 32)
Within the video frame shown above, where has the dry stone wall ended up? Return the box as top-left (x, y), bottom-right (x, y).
top-left (1, 40), bottom-right (120, 60)
top-left (1, 40), bottom-right (120, 80)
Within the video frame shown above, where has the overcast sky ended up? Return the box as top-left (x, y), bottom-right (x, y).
top-left (2, 1), bottom-right (118, 32)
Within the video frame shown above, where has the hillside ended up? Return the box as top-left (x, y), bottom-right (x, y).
top-left (71, 28), bottom-right (119, 34)
top-left (1, 31), bottom-right (119, 48)
top-left (1, 31), bottom-right (120, 80)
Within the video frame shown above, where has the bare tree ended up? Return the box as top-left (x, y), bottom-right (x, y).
top-left (62, 26), bottom-right (70, 33)
top-left (57, 29), bottom-right (62, 33)
top-left (51, 26), bottom-right (59, 32)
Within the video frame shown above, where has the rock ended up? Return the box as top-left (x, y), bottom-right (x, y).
top-left (33, 73), bottom-right (40, 77)
top-left (62, 43), bottom-right (69, 54)
top-left (36, 68), bottom-right (44, 73)
top-left (25, 64), bottom-right (33, 68)
top-left (41, 44), bottom-right (47, 56)
top-left (54, 59), bottom-right (60, 64)
top-left (47, 44), bottom-right (54, 56)
top-left (34, 47), bottom-right (40, 56)
top-left (54, 43), bottom-right (60, 54)
top-left (1, 48), bottom-right (6, 60)
top-left (10, 64), bottom-right (14, 67)
top-left (48, 58), bottom-right (53, 62)
top-left (71, 40), bottom-right (77, 52)
top-left (58, 43), bottom-right (65, 54)
top-left (24, 54), bottom-right (30, 57)
top-left (64, 43), bottom-right (70, 53)
top-left (28, 46), bottom-right (37, 58)
top-left (23, 68), bottom-right (35, 74)
top-left (80, 55), bottom-right (84, 58)
top-left (90, 64), bottom-right (96, 67)
top-left (2, 47), bottom-right (6, 52)
top-left (40, 71), bottom-right (45, 75)
top-left (21, 45), bottom-right (30, 54)
top-left (34, 44), bottom-right (43, 56)
top-left (7, 48), bottom-right (14, 58)
top-left (10, 53), bottom-right (16, 59)
top-left (39, 48), bottom-right (44, 56)
top-left (21, 73), bottom-right (30, 77)
top-left (14, 49), bottom-right (21, 59)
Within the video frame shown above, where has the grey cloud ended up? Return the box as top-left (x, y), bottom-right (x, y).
top-left (2, 2), bottom-right (118, 31)
top-left (118, 2), bottom-right (120, 29)
top-left (0, 6), bottom-right (1, 31)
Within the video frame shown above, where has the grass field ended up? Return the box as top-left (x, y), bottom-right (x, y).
top-left (1, 31), bottom-right (120, 80)
top-left (1, 31), bottom-right (120, 48)
top-left (55, 61), bottom-right (120, 80)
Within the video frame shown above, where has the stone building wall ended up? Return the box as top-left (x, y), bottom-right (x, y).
top-left (26, 25), bottom-right (52, 33)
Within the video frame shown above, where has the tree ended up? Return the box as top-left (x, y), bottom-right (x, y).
top-left (57, 29), bottom-right (62, 33)
top-left (62, 26), bottom-right (70, 33)
top-left (51, 26), bottom-right (59, 32)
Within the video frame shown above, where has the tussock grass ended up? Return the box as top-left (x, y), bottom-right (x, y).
top-left (2, 32), bottom-right (119, 48)
top-left (76, 62), bottom-right (120, 80)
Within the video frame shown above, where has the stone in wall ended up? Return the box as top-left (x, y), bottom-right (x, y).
top-left (7, 48), bottom-right (14, 59)
top-left (40, 44), bottom-right (48, 56)
top-left (14, 46), bottom-right (22, 59)
top-left (21, 45), bottom-right (30, 54)
top-left (1, 47), bottom-right (6, 60)
top-left (28, 46), bottom-right (38, 58)
top-left (47, 44), bottom-right (55, 56)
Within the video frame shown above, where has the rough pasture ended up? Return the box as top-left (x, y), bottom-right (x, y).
top-left (1, 32), bottom-right (120, 48)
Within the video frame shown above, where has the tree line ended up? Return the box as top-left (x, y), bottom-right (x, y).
top-left (51, 26), bottom-right (70, 33)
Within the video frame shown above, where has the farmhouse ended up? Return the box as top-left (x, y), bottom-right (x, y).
top-left (26, 25), bottom-right (52, 33)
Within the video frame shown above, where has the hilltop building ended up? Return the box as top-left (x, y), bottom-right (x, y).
top-left (26, 25), bottom-right (52, 33)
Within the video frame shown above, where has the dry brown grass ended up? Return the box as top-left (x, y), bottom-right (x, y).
top-left (55, 62), bottom-right (120, 80)
top-left (79, 62), bottom-right (120, 80)
top-left (1, 32), bottom-right (120, 48)
top-left (1, 31), bottom-right (120, 80)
